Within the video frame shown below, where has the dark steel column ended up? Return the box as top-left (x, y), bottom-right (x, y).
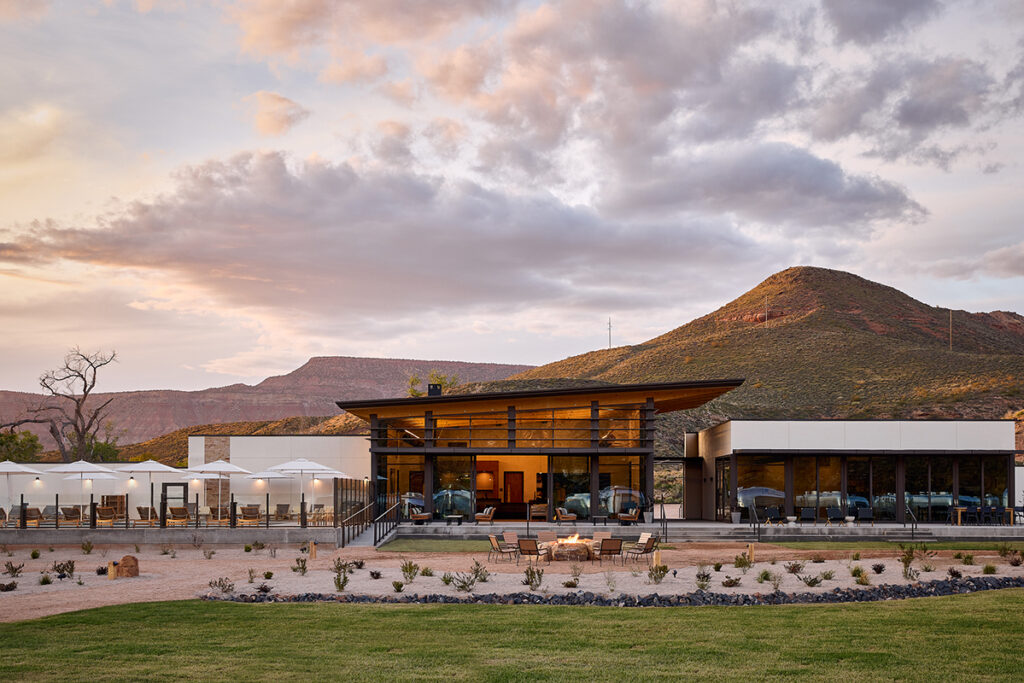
top-left (895, 454), bottom-right (905, 525)
top-left (424, 454), bottom-right (434, 517)
top-left (590, 453), bottom-right (599, 520)
top-left (784, 455), bottom-right (794, 516)
top-left (507, 406), bottom-right (516, 449)
top-left (547, 456), bottom-right (555, 523)
top-left (590, 401), bottom-right (599, 448)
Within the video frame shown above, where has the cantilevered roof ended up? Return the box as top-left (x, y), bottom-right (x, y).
top-left (336, 379), bottom-right (744, 420)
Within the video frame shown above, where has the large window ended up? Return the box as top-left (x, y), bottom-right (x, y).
top-left (930, 456), bottom-right (954, 522)
top-left (552, 455), bottom-right (590, 520)
top-left (793, 456), bottom-right (817, 514)
top-left (736, 456), bottom-right (785, 513)
top-left (598, 455), bottom-right (643, 518)
top-left (872, 457), bottom-right (897, 521)
top-left (984, 456), bottom-right (1008, 506)
top-left (433, 456), bottom-right (473, 520)
top-left (904, 456), bottom-right (929, 521)
top-left (846, 456), bottom-right (870, 516)
top-left (384, 455), bottom-right (425, 520)
top-left (818, 456), bottom-right (842, 513)
top-left (715, 457), bottom-right (731, 521)
top-left (958, 456), bottom-right (981, 506)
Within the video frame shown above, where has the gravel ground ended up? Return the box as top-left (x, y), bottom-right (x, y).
top-left (0, 541), bottom-right (1020, 621)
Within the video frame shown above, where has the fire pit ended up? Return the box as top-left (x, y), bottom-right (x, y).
top-left (548, 534), bottom-right (593, 561)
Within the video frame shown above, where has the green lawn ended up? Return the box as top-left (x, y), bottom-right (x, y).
top-left (770, 541), bottom-right (1023, 552)
top-left (2, 591), bottom-right (1024, 681)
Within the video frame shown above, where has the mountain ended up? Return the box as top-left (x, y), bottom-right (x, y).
top-left (1, 356), bottom-right (532, 449)
top-left (508, 266), bottom-right (1024, 454)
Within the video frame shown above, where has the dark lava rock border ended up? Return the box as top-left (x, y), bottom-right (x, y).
top-left (204, 575), bottom-right (1024, 607)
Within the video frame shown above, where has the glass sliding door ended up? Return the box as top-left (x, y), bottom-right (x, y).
top-left (846, 456), bottom-right (870, 516)
top-left (818, 456), bottom-right (842, 514)
top-left (433, 456), bottom-right (473, 520)
top-left (552, 455), bottom-right (590, 520)
top-left (793, 456), bottom-right (817, 517)
top-left (598, 455), bottom-right (643, 519)
top-left (930, 456), bottom-right (954, 522)
top-left (904, 456), bottom-right (929, 522)
top-left (385, 455), bottom-right (425, 520)
top-left (984, 456), bottom-right (1008, 506)
top-left (958, 456), bottom-right (981, 507)
top-left (715, 457), bottom-right (731, 521)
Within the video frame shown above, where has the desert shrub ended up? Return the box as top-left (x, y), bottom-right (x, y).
top-left (291, 558), bottom-right (307, 576)
top-left (562, 578), bottom-right (579, 588)
top-left (604, 570), bottom-right (616, 593)
top-left (0, 581), bottom-right (16, 591)
top-left (263, 571), bottom-right (274, 580)
top-left (921, 563), bottom-right (935, 573)
top-left (370, 570), bottom-right (383, 580)
top-left (947, 567), bottom-right (963, 579)
top-left (51, 560), bottom-right (75, 580)
top-left (351, 559), bottom-right (365, 569)
top-left (811, 554), bottom-right (825, 563)
top-left (81, 540), bottom-right (93, 555)
top-left (255, 583), bottom-right (273, 594)
top-left (400, 560), bottom-right (420, 583)
top-left (953, 551), bottom-right (965, 559)
top-left (208, 577), bottom-right (234, 594)
top-left (440, 572), bottom-right (453, 585)
top-left (855, 574), bottom-right (871, 586)
top-left (962, 554), bottom-right (975, 565)
top-left (713, 562), bottom-right (723, 572)
top-left (251, 541), bottom-right (266, 552)
top-left (851, 552), bottom-right (861, 561)
top-left (247, 568), bottom-right (255, 583)
top-left (756, 569), bottom-right (772, 583)
top-left (996, 543), bottom-right (1013, 558)
top-left (982, 564), bottom-right (997, 575)
top-left (39, 573), bottom-right (52, 585)
top-left (850, 565), bottom-right (865, 578)
top-left (721, 576), bottom-right (741, 587)
top-left (784, 561), bottom-right (805, 574)
top-left (244, 545), bottom-right (252, 553)
top-left (133, 544), bottom-right (140, 553)
top-left (203, 549), bottom-right (216, 560)
top-left (30, 549), bottom-right (40, 560)
top-left (3, 562), bottom-right (24, 578)
top-left (769, 557), bottom-right (777, 565)
top-left (821, 570), bottom-right (835, 580)
top-left (331, 558), bottom-right (349, 574)
top-left (334, 564), bottom-right (350, 592)
top-left (872, 563), bottom-right (886, 574)
top-left (522, 566), bottom-right (544, 591)
top-left (734, 553), bottom-right (752, 572)
top-left (800, 574), bottom-right (822, 587)
top-left (1008, 553), bottom-right (1022, 567)
top-left (470, 559), bottom-right (489, 583)
top-left (392, 581), bottom-right (404, 593)
top-left (569, 562), bottom-right (584, 579)
top-left (159, 544), bottom-right (174, 557)
top-left (95, 565), bottom-right (107, 576)
top-left (453, 572), bottom-right (477, 592)
top-left (648, 564), bottom-right (669, 585)
top-left (420, 567), bottom-right (434, 577)
top-left (769, 573), bottom-right (783, 592)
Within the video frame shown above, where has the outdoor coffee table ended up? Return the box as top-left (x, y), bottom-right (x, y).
top-left (591, 515), bottom-right (609, 525)
top-left (444, 515), bottom-right (463, 526)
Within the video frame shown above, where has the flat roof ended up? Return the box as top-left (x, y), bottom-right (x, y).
top-left (336, 378), bottom-right (744, 420)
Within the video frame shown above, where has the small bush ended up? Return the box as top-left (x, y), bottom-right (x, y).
top-left (921, 563), bottom-right (935, 573)
top-left (734, 553), bottom-right (752, 571)
top-left (470, 559), bottom-right (489, 583)
top-left (208, 577), bottom-right (234, 594)
top-left (255, 583), bottom-right (273, 594)
top-left (851, 552), bottom-right (861, 561)
top-left (756, 569), bottom-right (772, 584)
top-left (251, 541), bottom-right (266, 552)
top-left (821, 570), bottom-right (835, 580)
top-left (948, 567), bottom-right (963, 579)
top-left (400, 560), bottom-right (420, 583)
top-left (850, 565), bottom-right (865, 578)
top-left (96, 565), bottom-right (107, 576)
top-left (800, 574), bottom-right (822, 587)
top-left (522, 566), bottom-right (544, 591)
top-left (81, 540), bottom-right (93, 555)
top-left (370, 570), bottom-right (383, 580)
top-left (159, 544), bottom-right (174, 556)
top-left (769, 573), bottom-right (783, 592)
top-left (811, 554), bottom-right (825, 563)
top-left (3, 562), bottom-right (24, 578)
top-left (244, 545), bottom-right (252, 553)
top-left (713, 562), bottom-right (722, 572)
top-left (0, 580), bottom-right (16, 592)
top-left (263, 571), bottom-right (274, 580)
top-left (39, 573), bottom-right (52, 585)
top-left (562, 578), bottom-right (579, 588)
top-left (953, 551), bottom-right (964, 559)
top-left (1008, 553), bottom-right (1022, 567)
top-left (982, 564), bottom-right (997, 575)
top-left (962, 554), bottom-right (975, 565)
top-left (247, 568), bottom-right (256, 583)
top-left (784, 561), bottom-right (805, 575)
top-left (872, 563), bottom-right (886, 574)
top-left (569, 562), bottom-right (584, 579)
top-left (451, 572), bottom-right (477, 592)
top-left (203, 549), bottom-right (216, 560)
top-left (996, 543), bottom-right (1013, 558)
top-left (721, 576), bottom-right (741, 587)
top-left (30, 549), bottom-right (40, 560)
top-left (51, 560), bottom-right (75, 580)
top-left (855, 574), bottom-right (871, 586)
top-left (291, 558), bottom-right (307, 576)
top-left (392, 581), bottom-right (404, 593)
top-left (334, 565), bottom-right (350, 592)
top-left (648, 564), bottom-right (669, 585)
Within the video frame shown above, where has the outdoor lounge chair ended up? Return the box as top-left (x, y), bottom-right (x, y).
top-left (238, 505), bottom-right (261, 527)
top-left (409, 506), bottom-right (431, 524)
top-left (134, 506), bottom-right (158, 527)
top-left (516, 538), bottom-right (550, 565)
top-left (167, 506), bottom-right (189, 527)
top-left (537, 531), bottom-right (557, 543)
top-left (41, 505), bottom-right (58, 524)
top-left (618, 509), bottom-right (640, 525)
top-left (274, 504), bottom-right (292, 521)
top-left (799, 507), bottom-right (816, 525)
top-left (208, 506), bottom-right (230, 527)
top-left (762, 507), bottom-right (784, 525)
top-left (61, 506), bottom-right (83, 527)
top-left (24, 507), bottom-right (41, 527)
top-left (824, 507), bottom-right (845, 526)
top-left (96, 506), bottom-right (116, 527)
top-left (475, 506), bottom-right (495, 525)
top-left (626, 536), bottom-right (657, 564)
top-left (856, 507), bottom-right (874, 526)
top-left (555, 507), bottom-right (577, 524)
top-left (488, 534), bottom-right (517, 562)
top-left (594, 538), bottom-right (623, 565)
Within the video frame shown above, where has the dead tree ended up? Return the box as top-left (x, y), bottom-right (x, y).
top-left (1, 348), bottom-right (118, 462)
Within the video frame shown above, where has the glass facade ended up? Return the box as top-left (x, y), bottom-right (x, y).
top-left (958, 456), bottom-right (981, 506)
top-left (984, 456), bottom-right (1008, 506)
top-left (846, 456), bottom-right (870, 515)
top-left (433, 456), bottom-right (473, 520)
top-left (552, 455), bottom-right (590, 520)
top-left (598, 455), bottom-right (643, 518)
top-left (736, 456), bottom-right (785, 512)
top-left (872, 457), bottom-right (897, 521)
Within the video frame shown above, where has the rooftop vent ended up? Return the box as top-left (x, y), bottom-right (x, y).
top-left (427, 383), bottom-right (442, 396)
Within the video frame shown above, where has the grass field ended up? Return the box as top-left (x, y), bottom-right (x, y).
top-left (2, 591), bottom-right (1023, 681)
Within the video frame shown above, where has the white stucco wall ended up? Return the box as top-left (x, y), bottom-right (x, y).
top-left (726, 420), bottom-right (1014, 452)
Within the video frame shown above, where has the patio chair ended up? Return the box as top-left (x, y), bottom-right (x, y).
top-left (274, 504), bottom-right (292, 521)
top-left (475, 506), bottom-right (496, 525)
top-left (537, 531), bottom-right (557, 543)
top-left (592, 531), bottom-right (612, 542)
top-left (96, 506), bottom-right (116, 528)
top-left (409, 506), bottom-right (431, 524)
top-left (41, 505), bottom-right (58, 524)
top-left (626, 536), bottom-right (657, 564)
top-left (23, 507), bottom-right (41, 527)
top-left (618, 509), bottom-right (640, 526)
top-left (61, 506), bottom-right (83, 527)
top-left (238, 505), bottom-right (261, 527)
top-left (555, 507), bottom-right (577, 525)
top-left (594, 538), bottom-right (623, 565)
top-left (516, 538), bottom-right (550, 565)
top-left (856, 507), bottom-right (874, 526)
top-left (134, 506), bottom-right (158, 527)
top-left (963, 506), bottom-right (979, 525)
top-left (208, 506), bottom-right (230, 527)
top-left (530, 503), bottom-right (547, 520)
top-left (487, 534), bottom-right (517, 562)
top-left (166, 506), bottom-right (189, 527)
top-left (763, 507), bottom-right (784, 526)
top-left (1015, 506), bottom-right (1024, 525)
top-left (502, 531), bottom-right (518, 546)
top-left (799, 507), bottom-right (816, 525)
top-left (824, 507), bottom-right (845, 526)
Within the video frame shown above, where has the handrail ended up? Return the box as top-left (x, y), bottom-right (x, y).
top-left (748, 506), bottom-right (761, 542)
top-left (373, 501), bottom-right (401, 546)
top-left (657, 496), bottom-right (668, 541)
top-left (338, 502), bottom-right (375, 548)
top-left (904, 505), bottom-right (918, 540)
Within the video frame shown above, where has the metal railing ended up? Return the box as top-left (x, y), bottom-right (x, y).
top-left (373, 500), bottom-right (401, 546)
top-left (904, 505), bottom-right (918, 540)
top-left (748, 506), bottom-right (762, 542)
top-left (339, 502), bottom-right (374, 548)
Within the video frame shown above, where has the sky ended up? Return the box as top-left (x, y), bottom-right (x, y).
top-left (1, 0), bottom-right (1023, 394)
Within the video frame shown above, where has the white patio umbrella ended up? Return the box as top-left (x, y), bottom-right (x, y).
top-left (0, 460), bottom-right (44, 510)
top-left (47, 460), bottom-right (118, 506)
top-left (188, 459), bottom-right (251, 510)
top-left (116, 459), bottom-right (181, 511)
top-left (246, 470), bottom-right (294, 514)
top-left (182, 472), bottom-right (221, 508)
top-left (268, 458), bottom-right (348, 509)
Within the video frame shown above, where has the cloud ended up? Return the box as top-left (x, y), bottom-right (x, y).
top-left (822, 0), bottom-right (941, 45)
top-left (318, 48), bottom-right (388, 84)
top-left (602, 143), bottom-right (926, 234)
top-left (0, 104), bottom-right (64, 162)
top-left (0, 0), bottom-right (48, 22)
top-left (242, 91), bottom-right (310, 136)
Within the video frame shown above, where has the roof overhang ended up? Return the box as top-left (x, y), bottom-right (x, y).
top-left (336, 378), bottom-right (744, 421)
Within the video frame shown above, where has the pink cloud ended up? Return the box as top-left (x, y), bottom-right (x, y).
top-left (242, 91), bottom-right (310, 136)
